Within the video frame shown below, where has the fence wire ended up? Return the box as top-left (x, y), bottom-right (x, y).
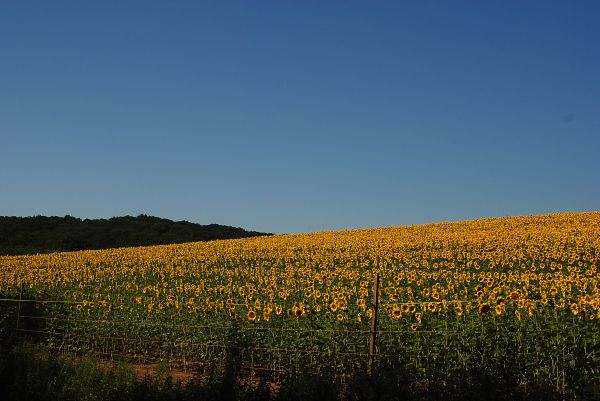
top-left (2, 289), bottom-right (467, 377)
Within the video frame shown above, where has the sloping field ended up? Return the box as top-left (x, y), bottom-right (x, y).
top-left (1, 212), bottom-right (599, 394)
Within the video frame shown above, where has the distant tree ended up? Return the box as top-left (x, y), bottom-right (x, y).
top-left (0, 215), bottom-right (271, 255)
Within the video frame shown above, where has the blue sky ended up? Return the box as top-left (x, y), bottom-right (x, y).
top-left (1, 1), bottom-right (598, 234)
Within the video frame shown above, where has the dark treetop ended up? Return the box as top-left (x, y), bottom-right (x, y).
top-left (0, 215), bottom-right (271, 255)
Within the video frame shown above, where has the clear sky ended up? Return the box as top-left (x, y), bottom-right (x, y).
top-left (1, 1), bottom-right (598, 234)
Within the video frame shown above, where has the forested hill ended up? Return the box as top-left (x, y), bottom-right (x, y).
top-left (0, 215), bottom-right (271, 255)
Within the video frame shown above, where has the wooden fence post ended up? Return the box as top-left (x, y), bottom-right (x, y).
top-left (368, 273), bottom-right (380, 376)
top-left (15, 282), bottom-right (23, 337)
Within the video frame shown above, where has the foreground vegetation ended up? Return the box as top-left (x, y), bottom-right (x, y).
top-left (0, 212), bottom-right (598, 399)
top-left (0, 343), bottom-right (569, 401)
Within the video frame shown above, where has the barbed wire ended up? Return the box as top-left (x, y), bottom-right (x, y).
top-left (16, 313), bottom-right (463, 335)
top-left (17, 325), bottom-right (457, 362)
top-left (17, 314), bottom-right (231, 331)
top-left (1, 296), bottom-right (494, 307)
top-left (1, 289), bottom-right (527, 377)
top-left (0, 297), bottom-right (81, 304)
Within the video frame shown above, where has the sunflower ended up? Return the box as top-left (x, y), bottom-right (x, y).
top-left (571, 303), bottom-right (580, 316)
top-left (247, 310), bottom-right (256, 321)
top-left (479, 303), bottom-right (491, 315)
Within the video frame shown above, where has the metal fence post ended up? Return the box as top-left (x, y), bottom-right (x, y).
top-left (368, 273), bottom-right (380, 376)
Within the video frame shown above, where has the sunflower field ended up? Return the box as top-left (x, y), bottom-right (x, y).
top-left (0, 212), bottom-right (598, 396)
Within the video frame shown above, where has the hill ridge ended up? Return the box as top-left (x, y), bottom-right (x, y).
top-left (0, 215), bottom-right (271, 255)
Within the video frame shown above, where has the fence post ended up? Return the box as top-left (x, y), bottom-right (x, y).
top-left (15, 282), bottom-right (23, 337)
top-left (368, 273), bottom-right (380, 376)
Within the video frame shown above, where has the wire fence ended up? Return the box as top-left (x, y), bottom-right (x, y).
top-left (0, 274), bottom-right (475, 378)
top-left (0, 276), bottom-right (592, 395)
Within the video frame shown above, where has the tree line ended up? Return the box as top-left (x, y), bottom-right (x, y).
top-left (0, 215), bottom-right (271, 255)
